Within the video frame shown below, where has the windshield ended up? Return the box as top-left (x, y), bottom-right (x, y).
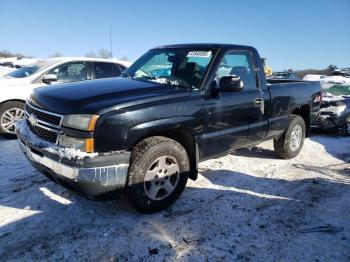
top-left (122, 48), bottom-right (216, 89)
top-left (5, 60), bottom-right (59, 78)
top-left (326, 84), bottom-right (350, 96)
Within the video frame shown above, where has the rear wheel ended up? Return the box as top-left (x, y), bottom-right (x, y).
top-left (273, 115), bottom-right (306, 159)
top-left (128, 136), bottom-right (189, 213)
top-left (0, 101), bottom-right (25, 138)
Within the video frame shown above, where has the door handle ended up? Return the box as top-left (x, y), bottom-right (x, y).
top-left (254, 98), bottom-right (263, 106)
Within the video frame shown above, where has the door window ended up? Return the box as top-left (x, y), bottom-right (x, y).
top-left (216, 51), bottom-right (257, 90)
top-left (47, 62), bottom-right (88, 83)
top-left (94, 62), bottom-right (121, 79)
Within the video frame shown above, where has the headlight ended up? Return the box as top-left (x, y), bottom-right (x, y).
top-left (58, 134), bottom-right (94, 153)
top-left (62, 114), bottom-right (99, 131)
top-left (323, 105), bottom-right (346, 114)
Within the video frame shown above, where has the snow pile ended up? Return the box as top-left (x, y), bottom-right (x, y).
top-left (45, 146), bottom-right (98, 161)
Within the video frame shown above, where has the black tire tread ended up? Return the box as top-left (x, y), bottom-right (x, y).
top-left (128, 136), bottom-right (172, 186)
top-left (127, 136), bottom-right (189, 213)
top-left (273, 114), bottom-right (306, 159)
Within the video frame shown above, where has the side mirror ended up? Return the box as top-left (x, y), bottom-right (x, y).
top-left (219, 75), bottom-right (244, 92)
top-left (42, 74), bottom-right (58, 84)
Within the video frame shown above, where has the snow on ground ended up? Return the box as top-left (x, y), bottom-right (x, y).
top-left (0, 134), bottom-right (349, 261)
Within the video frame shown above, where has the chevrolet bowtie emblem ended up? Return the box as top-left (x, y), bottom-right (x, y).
top-left (29, 114), bottom-right (38, 127)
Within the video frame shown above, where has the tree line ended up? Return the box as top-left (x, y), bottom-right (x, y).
top-left (0, 48), bottom-right (129, 61)
top-left (294, 65), bottom-right (338, 78)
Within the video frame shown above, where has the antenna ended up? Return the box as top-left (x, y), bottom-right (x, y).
top-left (109, 25), bottom-right (113, 58)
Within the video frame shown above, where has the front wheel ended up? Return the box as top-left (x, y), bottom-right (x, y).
top-left (0, 101), bottom-right (25, 138)
top-left (127, 136), bottom-right (189, 213)
top-left (273, 115), bottom-right (306, 159)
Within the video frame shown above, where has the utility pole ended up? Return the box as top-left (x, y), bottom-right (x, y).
top-left (109, 25), bottom-right (113, 59)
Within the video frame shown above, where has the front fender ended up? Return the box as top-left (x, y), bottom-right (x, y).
top-left (127, 115), bottom-right (196, 145)
top-left (94, 115), bottom-right (197, 152)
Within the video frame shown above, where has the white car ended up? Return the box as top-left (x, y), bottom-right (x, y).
top-left (12, 58), bottom-right (40, 68)
top-left (0, 57), bottom-right (131, 137)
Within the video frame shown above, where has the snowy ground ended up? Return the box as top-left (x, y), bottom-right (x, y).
top-left (0, 134), bottom-right (349, 261)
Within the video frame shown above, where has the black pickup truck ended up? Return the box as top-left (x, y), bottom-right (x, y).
top-left (17, 44), bottom-right (321, 212)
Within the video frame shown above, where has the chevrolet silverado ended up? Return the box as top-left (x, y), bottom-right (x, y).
top-left (17, 44), bottom-right (321, 212)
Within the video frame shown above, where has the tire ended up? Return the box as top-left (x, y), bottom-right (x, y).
top-left (273, 115), bottom-right (306, 159)
top-left (0, 101), bottom-right (25, 138)
top-left (128, 136), bottom-right (190, 213)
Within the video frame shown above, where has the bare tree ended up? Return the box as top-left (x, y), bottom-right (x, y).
top-left (97, 49), bottom-right (112, 59)
top-left (0, 49), bottom-right (25, 58)
top-left (295, 65), bottom-right (339, 78)
top-left (85, 50), bottom-right (97, 58)
top-left (49, 52), bottom-right (63, 58)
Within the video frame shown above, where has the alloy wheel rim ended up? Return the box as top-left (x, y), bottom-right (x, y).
top-left (290, 124), bottom-right (302, 151)
top-left (144, 155), bottom-right (180, 201)
top-left (0, 108), bottom-right (24, 134)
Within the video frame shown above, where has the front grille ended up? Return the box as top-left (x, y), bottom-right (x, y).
top-left (27, 119), bottom-right (58, 143)
top-left (25, 102), bottom-right (63, 144)
top-left (25, 104), bottom-right (61, 126)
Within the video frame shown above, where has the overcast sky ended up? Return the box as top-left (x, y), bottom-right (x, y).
top-left (0, 0), bottom-right (349, 70)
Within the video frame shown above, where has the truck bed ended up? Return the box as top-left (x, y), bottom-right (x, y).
top-left (264, 79), bottom-right (321, 140)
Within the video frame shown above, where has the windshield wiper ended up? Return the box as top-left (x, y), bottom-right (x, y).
top-left (120, 71), bottom-right (134, 78)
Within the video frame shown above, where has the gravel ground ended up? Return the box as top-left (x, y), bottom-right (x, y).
top-left (0, 134), bottom-right (349, 261)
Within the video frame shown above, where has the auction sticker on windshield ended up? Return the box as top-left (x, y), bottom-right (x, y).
top-left (187, 51), bottom-right (212, 58)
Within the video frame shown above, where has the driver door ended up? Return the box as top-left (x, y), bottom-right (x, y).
top-left (200, 50), bottom-right (266, 159)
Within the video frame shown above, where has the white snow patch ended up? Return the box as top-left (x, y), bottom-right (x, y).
top-left (45, 146), bottom-right (98, 160)
top-left (39, 187), bottom-right (73, 205)
top-left (0, 206), bottom-right (41, 228)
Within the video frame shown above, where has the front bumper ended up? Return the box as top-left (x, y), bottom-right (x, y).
top-left (16, 120), bottom-right (130, 200)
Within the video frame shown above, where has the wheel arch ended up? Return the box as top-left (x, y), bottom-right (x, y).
top-left (130, 125), bottom-right (199, 181)
top-left (291, 104), bottom-right (310, 137)
top-left (0, 99), bottom-right (26, 109)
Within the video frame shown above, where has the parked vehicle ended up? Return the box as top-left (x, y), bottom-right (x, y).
top-left (0, 57), bottom-right (130, 137)
top-left (269, 71), bottom-right (300, 80)
top-left (17, 44), bottom-right (321, 212)
top-left (0, 61), bottom-right (15, 68)
top-left (12, 58), bottom-right (40, 68)
top-left (303, 74), bottom-right (350, 89)
top-left (313, 84), bottom-right (350, 135)
top-left (332, 68), bottom-right (350, 77)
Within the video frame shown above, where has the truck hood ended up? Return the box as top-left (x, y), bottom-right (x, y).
top-left (30, 77), bottom-right (191, 115)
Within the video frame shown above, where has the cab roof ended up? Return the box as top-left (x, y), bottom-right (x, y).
top-left (153, 43), bottom-right (256, 51)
